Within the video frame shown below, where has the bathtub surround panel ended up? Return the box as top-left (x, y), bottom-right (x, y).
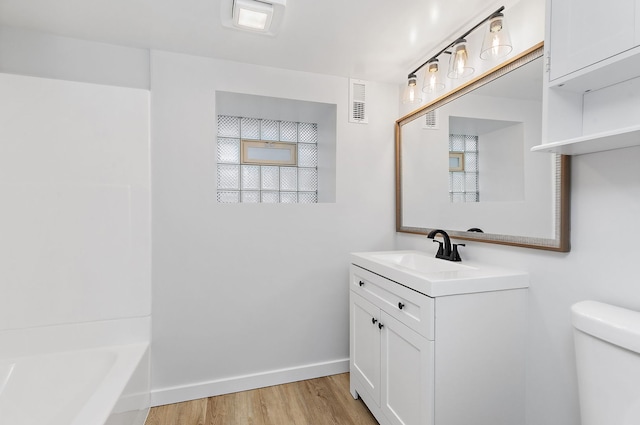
top-left (0, 317), bottom-right (150, 360)
top-left (150, 50), bottom-right (397, 404)
top-left (0, 71), bottom-right (151, 424)
top-left (0, 73), bottom-right (151, 330)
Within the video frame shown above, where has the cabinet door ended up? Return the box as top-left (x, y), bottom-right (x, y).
top-left (380, 312), bottom-right (435, 425)
top-left (350, 292), bottom-right (381, 405)
top-left (549, 0), bottom-right (636, 80)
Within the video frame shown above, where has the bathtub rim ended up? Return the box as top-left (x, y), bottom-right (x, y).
top-left (72, 342), bottom-right (150, 425)
top-left (0, 317), bottom-right (151, 425)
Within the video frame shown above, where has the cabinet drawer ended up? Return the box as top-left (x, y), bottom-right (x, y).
top-left (351, 264), bottom-right (435, 340)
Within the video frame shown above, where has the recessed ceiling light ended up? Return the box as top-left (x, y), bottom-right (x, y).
top-left (235, 0), bottom-right (273, 31)
top-left (221, 0), bottom-right (287, 36)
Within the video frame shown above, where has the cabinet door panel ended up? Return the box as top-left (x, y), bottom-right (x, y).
top-left (549, 0), bottom-right (636, 80)
top-left (350, 292), bottom-right (381, 405)
top-left (381, 313), bottom-right (434, 425)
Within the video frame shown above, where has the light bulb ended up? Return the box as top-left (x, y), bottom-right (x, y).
top-left (448, 39), bottom-right (474, 79)
top-left (422, 59), bottom-right (445, 94)
top-left (480, 13), bottom-right (513, 60)
top-left (402, 74), bottom-right (422, 104)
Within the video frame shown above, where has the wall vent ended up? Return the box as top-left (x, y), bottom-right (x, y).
top-left (349, 79), bottom-right (369, 124)
top-left (423, 109), bottom-right (438, 129)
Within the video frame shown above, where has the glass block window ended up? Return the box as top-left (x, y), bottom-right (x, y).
top-left (217, 115), bottom-right (318, 203)
top-left (449, 134), bottom-right (479, 203)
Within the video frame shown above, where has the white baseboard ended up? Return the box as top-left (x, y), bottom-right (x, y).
top-left (150, 358), bottom-right (349, 407)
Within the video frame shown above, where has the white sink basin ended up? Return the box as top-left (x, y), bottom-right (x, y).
top-left (369, 252), bottom-right (477, 273)
top-left (351, 250), bottom-right (528, 297)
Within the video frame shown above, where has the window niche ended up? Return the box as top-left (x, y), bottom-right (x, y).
top-left (215, 92), bottom-right (336, 204)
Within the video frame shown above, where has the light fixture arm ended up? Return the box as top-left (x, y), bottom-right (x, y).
top-left (407, 5), bottom-right (505, 79)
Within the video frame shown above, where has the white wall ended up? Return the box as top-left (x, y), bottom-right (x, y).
top-left (150, 50), bottom-right (398, 404)
top-left (0, 25), bottom-right (149, 89)
top-left (480, 123), bottom-right (525, 202)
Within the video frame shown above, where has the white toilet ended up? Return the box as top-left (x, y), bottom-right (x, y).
top-left (572, 300), bottom-right (640, 425)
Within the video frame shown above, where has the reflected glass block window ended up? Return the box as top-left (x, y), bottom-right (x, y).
top-left (216, 115), bottom-right (318, 203)
top-left (449, 134), bottom-right (479, 203)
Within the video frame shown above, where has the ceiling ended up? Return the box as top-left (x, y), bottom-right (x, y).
top-left (0, 0), bottom-right (508, 83)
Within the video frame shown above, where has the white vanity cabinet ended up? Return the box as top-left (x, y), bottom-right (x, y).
top-left (534, 0), bottom-right (640, 154)
top-left (350, 268), bottom-right (435, 425)
top-left (349, 257), bottom-right (528, 425)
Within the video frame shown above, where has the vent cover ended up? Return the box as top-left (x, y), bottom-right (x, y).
top-left (349, 79), bottom-right (369, 124)
top-left (423, 109), bottom-right (438, 129)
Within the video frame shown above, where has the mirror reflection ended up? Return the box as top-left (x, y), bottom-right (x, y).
top-left (396, 44), bottom-right (570, 251)
top-left (448, 117), bottom-right (524, 203)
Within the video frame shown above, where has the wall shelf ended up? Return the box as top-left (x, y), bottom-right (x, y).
top-left (549, 46), bottom-right (640, 94)
top-left (531, 125), bottom-right (640, 155)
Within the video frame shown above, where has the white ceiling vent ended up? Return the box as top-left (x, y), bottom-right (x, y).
top-left (423, 109), bottom-right (438, 130)
top-left (349, 79), bottom-right (369, 124)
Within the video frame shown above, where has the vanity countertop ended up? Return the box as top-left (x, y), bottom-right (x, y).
top-left (351, 250), bottom-right (529, 297)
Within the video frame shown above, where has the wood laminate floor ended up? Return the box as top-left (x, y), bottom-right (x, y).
top-left (145, 373), bottom-right (379, 425)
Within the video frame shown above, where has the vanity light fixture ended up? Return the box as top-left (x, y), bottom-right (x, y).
top-left (221, 0), bottom-right (287, 35)
top-left (406, 6), bottom-right (512, 91)
top-left (480, 12), bottom-right (513, 60)
top-left (422, 58), bottom-right (446, 94)
top-left (402, 73), bottom-right (422, 104)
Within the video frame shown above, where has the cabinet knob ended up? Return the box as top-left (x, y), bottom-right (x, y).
top-left (359, 280), bottom-right (364, 287)
top-left (371, 317), bottom-right (378, 325)
top-left (378, 323), bottom-right (384, 330)
top-left (398, 302), bottom-right (405, 310)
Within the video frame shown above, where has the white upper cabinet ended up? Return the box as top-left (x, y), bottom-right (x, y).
top-left (548, 0), bottom-right (638, 81)
top-left (535, 0), bottom-right (640, 154)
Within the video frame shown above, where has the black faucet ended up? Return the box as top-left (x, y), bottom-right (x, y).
top-left (427, 229), bottom-right (465, 262)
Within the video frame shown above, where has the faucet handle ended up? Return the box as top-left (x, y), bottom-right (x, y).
top-left (450, 243), bottom-right (466, 262)
top-left (432, 239), bottom-right (444, 257)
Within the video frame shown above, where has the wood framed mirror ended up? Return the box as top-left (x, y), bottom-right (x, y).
top-left (395, 43), bottom-right (570, 251)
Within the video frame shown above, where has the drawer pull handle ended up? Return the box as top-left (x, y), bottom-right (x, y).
top-left (378, 323), bottom-right (384, 329)
top-left (371, 318), bottom-right (378, 325)
top-left (359, 280), bottom-right (365, 287)
top-left (398, 302), bottom-right (405, 310)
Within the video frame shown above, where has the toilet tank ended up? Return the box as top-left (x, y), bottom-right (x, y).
top-left (572, 301), bottom-right (640, 425)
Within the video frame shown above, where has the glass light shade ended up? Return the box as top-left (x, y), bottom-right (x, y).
top-left (402, 74), bottom-right (422, 104)
top-left (422, 59), bottom-right (445, 94)
top-left (480, 13), bottom-right (513, 60)
top-left (448, 39), bottom-right (474, 79)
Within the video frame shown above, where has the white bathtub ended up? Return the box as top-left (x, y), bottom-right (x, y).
top-left (0, 342), bottom-right (149, 425)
